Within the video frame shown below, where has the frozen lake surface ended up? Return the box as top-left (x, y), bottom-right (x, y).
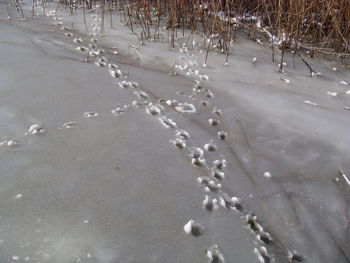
top-left (0, 2), bottom-right (350, 263)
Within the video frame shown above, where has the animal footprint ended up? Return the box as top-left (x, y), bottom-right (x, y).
top-left (175, 129), bottom-right (191, 140)
top-left (175, 103), bottom-right (196, 113)
top-left (118, 80), bottom-right (133, 89)
top-left (158, 116), bottom-right (177, 129)
top-left (62, 121), bottom-right (77, 129)
top-left (192, 157), bottom-right (206, 167)
top-left (211, 168), bottom-right (225, 180)
top-left (146, 103), bottom-right (163, 116)
top-left (183, 219), bottom-right (203, 237)
top-left (28, 124), bottom-right (45, 135)
top-left (213, 107), bottom-right (222, 116)
top-left (172, 138), bottom-right (186, 149)
top-left (197, 176), bottom-right (222, 192)
top-left (204, 141), bottom-right (217, 152)
top-left (287, 250), bottom-right (304, 262)
top-left (213, 159), bottom-right (226, 170)
top-left (219, 194), bottom-right (242, 211)
top-left (94, 60), bottom-right (106, 67)
top-left (111, 107), bottom-right (126, 116)
top-left (109, 69), bottom-right (123, 78)
top-left (83, 112), bottom-right (98, 118)
top-left (206, 245), bottom-right (225, 263)
top-left (134, 90), bottom-right (149, 99)
top-left (205, 90), bottom-right (214, 98)
top-left (0, 139), bottom-right (18, 147)
top-left (208, 118), bottom-right (220, 127)
top-left (254, 246), bottom-right (271, 263)
top-left (202, 195), bottom-right (219, 211)
top-left (132, 100), bottom-right (149, 108)
top-left (201, 100), bottom-right (209, 107)
top-left (217, 131), bottom-right (227, 140)
top-left (73, 38), bottom-right (83, 44)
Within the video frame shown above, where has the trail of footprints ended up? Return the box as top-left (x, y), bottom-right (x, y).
top-left (167, 37), bottom-right (305, 263)
top-left (0, 9), bottom-right (305, 263)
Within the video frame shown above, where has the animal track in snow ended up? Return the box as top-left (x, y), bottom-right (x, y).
top-left (303, 100), bottom-right (319, 107)
top-left (175, 103), bottom-right (196, 113)
top-left (219, 194), bottom-right (242, 211)
top-left (327, 91), bottom-right (338, 97)
top-left (14, 193), bottom-right (23, 199)
top-left (73, 38), bottom-right (83, 44)
top-left (201, 100), bottom-right (209, 107)
top-left (208, 118), bottom-right (220, 127)
top-left (254, 246), bottom-right (272, 263)
top-left (244, 214), bottom-right (273, 244)
top-left (94, 60), bottom-right (106, 67)
top-left (76, 46), bottom-right (88, 52)
top-left (213, 107), bottom-right (222, 116)
top-left (192, 157), bottom-right (206, 167)
top-left (83, 112), bottom-right (98, 118)
top-left (158, 116), bottom-right (177, 129)
top-left (193, 83), bottom-right (204, 92)
top-left (206, 245), bottom-right (225, 263)
top-left (53, 21), bottom-right (63, 26)
top-left (189, 147), bottom-right (204, 159)
top-left (172, 138), bottom-right (186, 149)
top-left (204, 141), bottom-right (217, 152)
top-left (28, 124), bottom-right (45, 135)
top-left (213, 159), bottom-right (226, 170)
top-left (111, 107), bottom-right (127, 116)
top-left (257, 231), bottom-right (274, 245)
top-left (183, 219), bottom-right (203, 237)
top-left (280, 77), bottom-right (290, 84)
top-left (264, 172), bottom-right (272, 178)
top-left (133, 90), bottom-right (149, 99)
top-left (62, 121), bottom-right (77, 129)
top-left (146, 103), bottom-right (162, 116)
top-left (175, 129), bottom-right (191, 140)
top-left (109, 69), bottom-right (123, 78)
top-left (11, 255), bottom-right (20, 261)
top-left (197, 176), bottom-right (222, 192)
top-left (108, 63), bottom-right (119, 69)
top-left (132, 100), bottom-right (149, 108)
top-left (199, 74), bottom-right (209, 81)
top-left (202, 195), bottom-right (219, 211)
top-left (287, 250), bottom-right (304, 262)
top-left (165, 99), bottom-right (179, 107)
top-left (245, 214), bottom-right (262, 232)
top-left (0, 139), bottom-right (18, 147)
top-left (118, 80), bottom-right (138, 89)
top-left (205, 90), bottom-right (214, 98)
top-left (211, 168), bottom-right (225, 180)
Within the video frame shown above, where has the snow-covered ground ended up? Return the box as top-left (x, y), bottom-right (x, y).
top-left (0, 2), bottom-right (349, 263)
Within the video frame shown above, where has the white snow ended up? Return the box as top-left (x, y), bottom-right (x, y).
top-left (264, 172), bottom-right (272, 178)
top-left (28, 124), bottom-right (45, 135)
top-left (327, 91), bottom-right (338, 97)
top-left (14, 194), bottom-right (23, 199)
top-left (11, 255), bottom-right (19, 261)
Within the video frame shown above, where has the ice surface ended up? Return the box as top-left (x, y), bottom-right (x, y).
top-left (1, 2), bottom-right (350, 263)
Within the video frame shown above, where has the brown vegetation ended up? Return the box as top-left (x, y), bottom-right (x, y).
top-left (3, 0), bottom-right (349, 64)
top-left (115, 0), bottom-right (350, 65)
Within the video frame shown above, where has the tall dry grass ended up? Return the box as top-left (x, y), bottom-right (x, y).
top-left (20, 0), bottom-right (349, 66)
top-left (117, 0), bottom-right (349, 59)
